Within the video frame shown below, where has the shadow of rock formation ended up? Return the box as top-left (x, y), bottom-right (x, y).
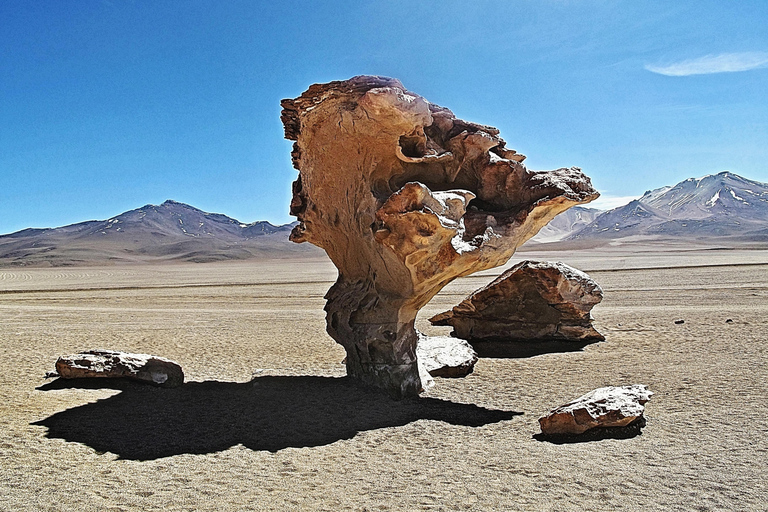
top-left (33, 375), bottom-right (522, 460)
top-left (470, 339), bottom-right (598, 359)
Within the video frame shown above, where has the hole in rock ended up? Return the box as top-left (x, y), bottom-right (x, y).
top-left (398, 134), bottom-right (427, 158)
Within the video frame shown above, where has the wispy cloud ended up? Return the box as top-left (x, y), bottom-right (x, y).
top-left (645, 52), bottom-right (768, 76)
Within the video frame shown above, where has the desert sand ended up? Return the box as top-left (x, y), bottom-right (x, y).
top-left (1, 244), bottom-right (766, 511)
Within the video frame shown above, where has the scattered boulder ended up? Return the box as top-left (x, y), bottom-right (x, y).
top-left (430, 260), bottom-right (604, 342)
top-left (50, 350), bottom-right (184, 388)
top-left (416, 334), bottom-right (478, 378)
top-left (282, 76), bottom-right (599, 397)
top-left (674, 319), bottom-right (685, 325)
top-left (538, 384), bottom-right (653, 436)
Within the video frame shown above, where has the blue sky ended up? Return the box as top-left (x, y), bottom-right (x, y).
top-left (1, 0), bottom-right (767, 234)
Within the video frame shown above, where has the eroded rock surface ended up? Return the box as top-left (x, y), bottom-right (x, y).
top-left (416, 334), bottom-right (478, 378)
top-left (52, 350), bottom-right (184, 388)
top-left (430, 260), bottom-right (604, 342)
top-left (539, 384), bottom-right (653, 435)
top-left (281, 76), bottom-right (598, 397)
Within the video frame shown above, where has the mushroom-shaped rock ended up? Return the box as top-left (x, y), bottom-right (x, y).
top-left (281, 76), bottom-right (599, 397)
top-left (52, 350), bottom-right (184, 388)
top-left (430, 260), bottom-right (604, 342)
top-left (539, 384), bottom-right (653, 435)
top-left (416, 334), bottom-right (478, 378)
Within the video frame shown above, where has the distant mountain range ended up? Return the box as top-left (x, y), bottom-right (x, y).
top-left (1, 172), bottom-right (765, 266)
top-left (566, 172), bottom-right (768, 243)
top-left (529, 206), bottom-right (603, 243)
top-left (0, 200), bottom-right (318, 266)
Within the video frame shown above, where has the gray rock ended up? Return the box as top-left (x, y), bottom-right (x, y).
top-left (51, 349), bottom-right (184, 388)
top-left (416, 334), bottom-right (478, 378)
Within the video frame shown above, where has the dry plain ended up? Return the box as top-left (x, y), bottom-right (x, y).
top-left (0, 244), bottom-right (766, 511)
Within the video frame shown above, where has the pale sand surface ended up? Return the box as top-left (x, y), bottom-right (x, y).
top-left (1, 246), bottom-right (766, 511)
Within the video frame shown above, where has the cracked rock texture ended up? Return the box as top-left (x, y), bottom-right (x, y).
top-left (430, 260), bottom-right (604, 342)
top-left (539, 384), bottom-right (653, 435)
top-left (281, 76), bottom-right (598, 397)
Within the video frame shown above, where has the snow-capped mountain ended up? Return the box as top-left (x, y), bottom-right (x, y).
top-left (9, 200), bottom-right (290, 240)
top-left (529, 207), bottom-right (603, 242)
top-left (0, 201), bottom-right (315, 266)
top-left (568, 172), bottom-right (768, 241)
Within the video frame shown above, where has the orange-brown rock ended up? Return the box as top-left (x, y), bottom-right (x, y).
top-left (430, 260), bottom-right (604, 342)
top-left (281, 76), bottom-right (598, 397)
top-left (52, 350), bottom-right (184, 388)
top-left (539, 385), bottom-right (653, 436)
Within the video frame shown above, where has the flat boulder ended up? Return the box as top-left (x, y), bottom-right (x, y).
top-left (51, 349), bottom-right (184, 388)
top-left (430, 260), bottom-right (604, 342)
top-left (539, 384), bottom-right (653, 435)
top-left (416, 334), bottom-right (478, 378)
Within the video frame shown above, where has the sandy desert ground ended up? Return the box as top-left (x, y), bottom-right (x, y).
top-left (0, 244), bottom-right (766, 511)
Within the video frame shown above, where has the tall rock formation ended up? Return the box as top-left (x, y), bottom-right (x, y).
top-left (281, 76), bottom-right (598, 397)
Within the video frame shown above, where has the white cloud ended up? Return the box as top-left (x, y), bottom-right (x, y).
top-left (588, 194), bottom-right (640, 211)
top-left (645, 52), bottom-right (768, 76)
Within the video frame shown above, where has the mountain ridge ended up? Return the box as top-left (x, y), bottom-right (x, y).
top-left (528, 206), bottom-right (603, 243)
top-left (0, 200), bottom-right (315, 267)
top-left (3, 200), bottom-right (291, 238)
top-left (2, 171), bottom-right (766, 266)
top-left (566, 171), bottom-right (768, 242)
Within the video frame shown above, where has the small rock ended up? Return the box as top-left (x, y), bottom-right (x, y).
top-left (674, 319), bottom-right (685, 324)
top-left (416, 334), bottom-right (478, 378)
top-left (539, 384), bottom-right (653, 436)
top-left (725, 318), bottom-right (733, 324)
top-left (52, 349), bottom-right (184, 388)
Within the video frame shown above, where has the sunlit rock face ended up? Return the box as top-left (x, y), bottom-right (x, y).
top-left (539, 385), bottom-right (653, 436)
top-left (281, 76), bottom-right (598, 398)
top-left (430, 261), bottom-right (605, 343)
top-left (52, 350), bottom-right (184, 388)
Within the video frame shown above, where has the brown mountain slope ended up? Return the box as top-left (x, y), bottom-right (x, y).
top-left (0, 200), bottom-right (320, 267)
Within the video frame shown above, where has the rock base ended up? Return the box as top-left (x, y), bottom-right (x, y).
top-left (534, 416), bottom-right (647, 444)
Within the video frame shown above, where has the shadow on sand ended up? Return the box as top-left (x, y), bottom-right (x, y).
top-left (471, 339), bottom-right (597, 359)
top-left (33, 376), bottom-right (522, 460)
